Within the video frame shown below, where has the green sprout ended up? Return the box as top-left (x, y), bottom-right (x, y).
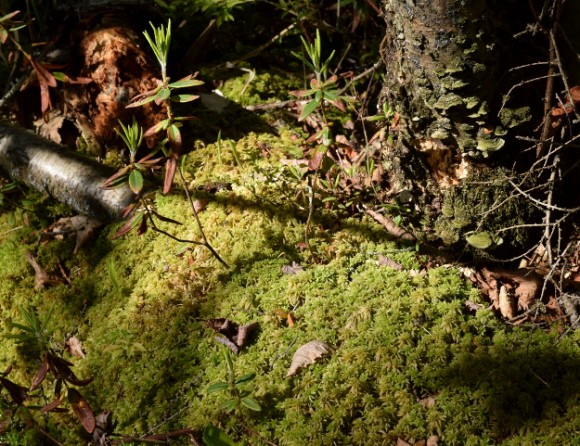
top-left (207, 349), bottom-right (261, 413)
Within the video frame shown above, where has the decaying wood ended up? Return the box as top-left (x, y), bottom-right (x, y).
top-left (64, 9), bottom-right (167, 152)
top-left (0, 123), bottom-right (135, 221)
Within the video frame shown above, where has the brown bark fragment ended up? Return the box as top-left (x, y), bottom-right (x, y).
top-left (64, 12), bottom-right (167, 152)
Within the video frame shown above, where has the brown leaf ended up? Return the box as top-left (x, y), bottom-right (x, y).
top-left (0, 377), bottom-right (28, 405)
top-left (206, 319), bottom-right (259, 352)
top-left (377, 255), bottom-right (403, 270)
top-left (418, 395), bottom-right (436, 408)
top-left (498, 285), bottom-right (515, 320)
top-left (44, 216), bottom-right (102, 254)
top-left (40, 395), bottom-right (64, 413)
top-left (25, 252), bottom-right (63, 290)
top-left (47, 353), bottom-right (92, 386)
top-left (397, 439), bottom-right (412, 446)
top-left (193, 199), bottom-right (208, 213)
top-left (234, 322), bottom-right (259, 348)
top-left (427, 435), bottom-right (440, 446)
top-left (68, 388), bottom-right (96, 433)
top-left (308, 149), bottom-right (326, 171)
top-left (66, 336), bottom-right (86, 359)
top-left (464, 300), bottom-right (484, 312)
top-left (30, 353), bottom-right (50, 391)
top-left (282, 261), bottom-right (304, 275)
top-left (287, 340), bottom-right (332, 377)
top-left (33, 112), bottom-right (65, 143)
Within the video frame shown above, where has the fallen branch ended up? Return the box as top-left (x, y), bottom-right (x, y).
top-left (0, 123), bottom-right (135, 221)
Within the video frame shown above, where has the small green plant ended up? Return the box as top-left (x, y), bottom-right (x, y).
top-left (207, 349), bottom-right (261, 413)
top-left (104, 20), bottom-right (229, 268)
top-left (2, 307), bottom-right (96, 438)
top-left (290, 29), bottom-right (352, 145)
top-left (7, 306), bottom-right (53, 354)
top-left (126, 19), bottom-right (204, 194)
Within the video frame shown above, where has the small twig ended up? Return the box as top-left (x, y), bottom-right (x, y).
top-left (508, 178), bottom-right (580, 213)
top-left (177, 166), bottom-right (230, 269)
top-left (226, 22), bottom-right (298, 65)
top-left (364, 206), bottom-right (416, 241)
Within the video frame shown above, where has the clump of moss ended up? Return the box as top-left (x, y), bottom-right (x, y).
top-left (434, 164), bottom-right (539, 257)
top-left (0, 62), bottom-right (579, 446)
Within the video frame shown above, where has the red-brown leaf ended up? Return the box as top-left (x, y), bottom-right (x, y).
top-left (0, 377), bottom-right (28, 404)
top-left (40, 395), bottom-right (64, 413)
top-left (30, 353), bottom-right (50, 391)
top-left (68, 388), bottom-right (96, 433)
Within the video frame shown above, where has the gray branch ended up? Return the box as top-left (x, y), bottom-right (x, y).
top-left (0, 123), bottom-right (135, 221)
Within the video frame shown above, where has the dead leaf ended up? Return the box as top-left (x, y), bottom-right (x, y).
top-left (464, 300), bottom-right (483, 312)
top-left (42, 216), bottom-right (102, 254)
top-left (287, 340), bottom-right (332, 377)
top-left (24, 252), bottom-right (63, 290)
top-left (30, 354), bottom-right (50, 391)
top-left (427, 435), bottom-right (439, 446)
top-left (418, 395), bottom-right (436, 408)
top-left (282, 261), bottom-right (304, 275)
top-left (40, 395), bottom-right (64, 413)
top-left (498, 285), bottom-right (515, 320)
top-left (0, 377), bottom-right (28, 405)
top-left (206, 319), bottom-right (259, 353)
top-left (377, 255), bottom-right (403, 270)
top-left (396, 439), bottom-right (412, 446)
top-left (92, 410), bottom-right (113, 445)
top-left (68, 388), bottom-right (96, 433)
top-left (34, 112), bottom-right (65, 143)
top-left (193, 199), bottom-right (208, 213)
top-left (66, 336), bottom-right (86, 359)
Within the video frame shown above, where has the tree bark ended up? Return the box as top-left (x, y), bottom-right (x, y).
top-left (377, 0), bottom-right (577, 260)
top-left (0, 124), bottom-right (134, 221)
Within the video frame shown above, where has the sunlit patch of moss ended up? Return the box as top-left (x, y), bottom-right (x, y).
top-left (0, 100), bottom-right (579, 446)
top-left (219, 69), bottom-right (300, 106)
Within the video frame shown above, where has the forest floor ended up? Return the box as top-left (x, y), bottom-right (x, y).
top-left (0, 3), bottom-right (579, 446)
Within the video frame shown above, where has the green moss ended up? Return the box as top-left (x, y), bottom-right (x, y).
top-left (0, 69), bottom-right (577, 446)
top-left (435, 165), bottom-right (539, 253)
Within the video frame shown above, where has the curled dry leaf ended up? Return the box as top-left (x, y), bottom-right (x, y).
top-left (30, 354), bottom-right (50, 391)
top-left (25, 252), bottom-right (64, 290)
top-left (498, 285), bottom-right (515, 320)
top-left (287, 340), bottom-right (332, 377)
top-left (193, 198), bottom-right (208, 213)
top-left (206, 318), bottom-right (259, 354)
top-left (66, 336), bottom-right (86, 359)
top-left (377, 255), bottom-right (403, 270)
top-left (282, 261), bottom-right (304, 275)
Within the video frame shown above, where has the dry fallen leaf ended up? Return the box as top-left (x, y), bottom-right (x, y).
top-left (377, 255), bottom-right (403, 270)
top-left (427, 435), bottom-right (439, 446)
top-left (287, 340), bottom-right (332, 377)
top-left (68, 388), bottom-right (96, 433)
top-left (282, 261), bottom-right (304, 275)
top-left (498, 285), bottom-right (515, 320)
top-left (43, 216), bottom-right (102, 254)
top-left (25, 252), bottom-right (64, 290)
top-left (206, 318), bottom-right (259, 354)
top-left (66, 336), bottom-right (86, 359)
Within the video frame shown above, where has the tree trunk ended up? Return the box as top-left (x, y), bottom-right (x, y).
top-left (378, 0), bottom-right (578, 262)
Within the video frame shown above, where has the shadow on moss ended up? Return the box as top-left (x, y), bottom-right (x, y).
top-left (435, 342), bottom-right (580, 438)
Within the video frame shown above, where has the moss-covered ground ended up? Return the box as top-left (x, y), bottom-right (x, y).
top-left (0, 29), bottom-right (579, 446)
top-left (1, 109), bottom-right (580, 445)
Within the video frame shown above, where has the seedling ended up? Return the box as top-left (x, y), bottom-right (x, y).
top-left (207, 349), bottom-right (261, 413)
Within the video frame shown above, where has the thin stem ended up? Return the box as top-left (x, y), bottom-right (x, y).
top-left (177, 166), bottom-right (230, 269)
